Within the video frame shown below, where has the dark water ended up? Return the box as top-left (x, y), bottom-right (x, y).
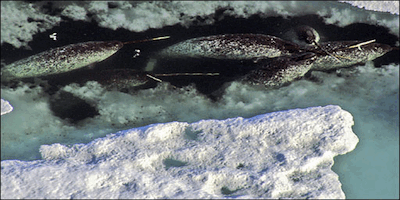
top-left (1, 14), bottom-right (398, 96)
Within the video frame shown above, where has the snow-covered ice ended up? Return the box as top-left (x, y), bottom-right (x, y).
top-left (1, 105), bottom-right (358, 199)
top-left (340, 1), bottom-right (399, 15)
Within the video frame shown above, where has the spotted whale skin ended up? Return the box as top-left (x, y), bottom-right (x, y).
top-left (242, 53), bottom-right (317, 88)
top-left (307, 41), bottom-right (393, 71)
top-left (1, 41), bottom-right (123, 82)
top-left (157, 33), bottom-right (394, 88)
top-left (157, 34), bottom-right (305, 60)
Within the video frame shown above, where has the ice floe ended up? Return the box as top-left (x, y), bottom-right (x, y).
top-left (1, 105), bottom-right (358, 199)
top-left (1, 99), bottom-right (13, 115)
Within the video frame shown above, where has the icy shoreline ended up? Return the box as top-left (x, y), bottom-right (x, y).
top-left (1, 105), bottom-right (358, 199)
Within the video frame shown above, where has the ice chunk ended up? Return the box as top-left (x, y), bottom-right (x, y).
top-left (340, 1), bottom-right (399, 15)
top-left (1, 105), bottom-right (358, 199)
top-left (1, 99), bottom-right (13, 115)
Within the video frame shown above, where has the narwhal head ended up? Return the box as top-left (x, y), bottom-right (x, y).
top-left (310, 41), bottom-right (395, 71)
top-left (357, 42), bottom-right (394, 61)
top-left (335, 41), bottom-right (393, 61)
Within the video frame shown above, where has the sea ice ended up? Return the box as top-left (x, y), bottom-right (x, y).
top-left (340, 1), bottom-right (399, 15)
top-left (1, 105), bottom-right (358, 199)
top-left (1, 99), bottom-right (13, 115)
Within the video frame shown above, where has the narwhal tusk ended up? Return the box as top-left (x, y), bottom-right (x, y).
top-left (146, 74), bottom-right (163, 82)
top-left (146, 72), bottom-right (219, 89)
top-left (154, 72), bottom-right (220, 76)
top-left (347, 39), bottom-right (376, 50)
top-left (123, 36), bottom-right (170, 45)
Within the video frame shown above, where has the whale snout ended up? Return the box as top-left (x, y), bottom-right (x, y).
top-left (378, 43), bottom-right (393, 53)
top-left (364, 43), bottom-right (394, 60)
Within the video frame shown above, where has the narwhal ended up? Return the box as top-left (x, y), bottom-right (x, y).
top-left (1, 36), bottom-right (170, 82)
top-left (156, 34), bottom-right (306, 60)
top-left (241, 52), bottom-right (318, 88)
top-left (307, 40), bottom-right (393, 71)
top-left (154, 32), bottom-right (395, 88)
top-left (241, 40), bottom-right (394, 87)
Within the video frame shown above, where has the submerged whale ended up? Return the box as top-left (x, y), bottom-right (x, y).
top-left (242, 53), bottom-right (317, 88)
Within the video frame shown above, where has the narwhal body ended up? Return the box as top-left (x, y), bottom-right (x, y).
top-left (1, 41), bottom-right (123, 82)
top-left (91, 69), bottom-right (149, 90)
top-left (157, 34), bottom-right (304, 60)
top-left (156, 33), bottom-right (394, 87)
top-left (242, 53), bottom-right (317, 88)
top-left (1, 36), bottom-right (170, 82)
top-left (308, 41), bottom-right (393, 71)
top-left (241, 40), bottom-right (394, 87)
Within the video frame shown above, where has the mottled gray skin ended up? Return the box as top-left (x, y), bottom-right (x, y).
top-left (157, 34), bottom-right (393, 88)
top-left (242, 41), bottom-right (393, 87)
top-left (1, 41), bottom-right (123, 82)
top-left (242, 53), bottom-right (317, 88)
top-left (308, 41), bottom-right (393, 71)
top-left (157, 34), bottom-right (304, 60)
top-left (93, 69), bottom-right (149, 90)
